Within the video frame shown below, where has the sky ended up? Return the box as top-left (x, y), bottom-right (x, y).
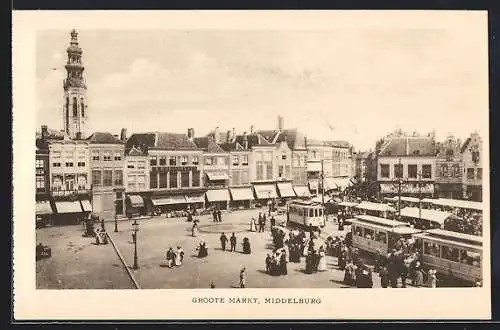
top-left (36, 28), bottom-right (488, 150)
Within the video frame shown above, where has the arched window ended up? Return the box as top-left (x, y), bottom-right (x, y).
top-left (80, 98), bottom-right (85, 117)
top-left (73, 97), bottom-right (78, 117)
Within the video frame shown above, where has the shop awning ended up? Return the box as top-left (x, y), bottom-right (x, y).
top-left (400, 207), bottom-right (454, 225)
top-left (253, 184), bottom-right (278, 199)
top-left (293, 185), bottom-right (311, 198)
top-left (185, 195), bottom-right (205, 204)
top-left (80, 199), bottom-right (92, 212)
top-left (206, 172), bottom-right (229, 181)
top-left (55, 201), bottom-right (83, 214)
top-left (277, 182), bottom-right (296, 198)
top-left (324, 177), bottom-right (353, 191)
top-left (206, 189), bottom-right (230, 202)
top-left (308, 181), bottom-right (319, 191)
top-left (36, 201), bottom-right (53, 215)
top-left (127, 195), bottom-right (144, 208)
top-left (230, 187), bottom-right (255, 201)
top-left (152, 196), bottom-right (187, 205)
top-left (432, 198), bottom-right (483, 211)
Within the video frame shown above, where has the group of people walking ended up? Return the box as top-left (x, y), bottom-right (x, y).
top-left (212, 208), bottom-right (223, 223)
top-left (265, 248), bottom-right (288, 276)
top-left (250, 213), bottom-right (276, 232)
top-left (165, 246), bottom-right (185, 268)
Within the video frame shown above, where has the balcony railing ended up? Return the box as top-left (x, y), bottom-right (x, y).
top-left (50, 189), bottom-right (91, 197)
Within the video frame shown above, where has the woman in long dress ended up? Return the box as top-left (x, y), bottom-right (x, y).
top-left (175, 246), bottom-right (184, 266)
top-left (317, 246), bottom-right (327, 271)
top-left (192, 222), bottom-right (198, 237)
top-left (250, 217), bottom-right (257, 232)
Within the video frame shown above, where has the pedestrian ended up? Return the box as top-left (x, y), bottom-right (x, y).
top-left (379, 266), bottom-right (390, 288)
top-left (317, 246), bottom-right (327, 271)
top-left (242, 237), bottom-right (251, 254)
top-left (240, 267), bottom-right (247, 288)
top-left (220, 232), bottom-right (228, 251)
top-left (230, 233), bottom-right (237, 252)
top-left (175, 246), bottom-right (184, 266)
top-left (280, 252), bottom-right (288, 275)
top-left (270, 215), bottom-right (276, 229)
top-left (212, 209), bottom-right (217, 223)
top-left (262, 214), bottom-right (267, 232)
top-left (265, 254), bottom-right (272, 273)
top-left (166, 247), bottom-right (174, 268)
top-left (210, 281), bottom-right (215, 289)
top-left (217, 209), bottom-right (222, 222)
top-left (192, 222), bottom-right (198, 237)
top-left (100, 218), bottom-right (105, 232)
top-left (428, 269), bottom-right (437, 288)
top-left (250, 217), bottom-right (257, 232)
top-left (413, 262), bottom-right (424, 287)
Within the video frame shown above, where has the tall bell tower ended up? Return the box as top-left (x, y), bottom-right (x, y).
top-left (63, 29), bottom-right (88, 139)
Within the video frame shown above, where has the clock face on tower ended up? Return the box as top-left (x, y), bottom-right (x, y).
top-left (63, 29), bottom-right (88, 140)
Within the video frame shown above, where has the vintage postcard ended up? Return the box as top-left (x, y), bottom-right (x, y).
top-left (12, 10), bottom-right (490, 320)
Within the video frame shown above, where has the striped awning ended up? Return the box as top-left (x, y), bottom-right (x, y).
top-left (152, 196), bottom-right (187, 206)
top-left (185, 194), bottom-right (205, 203)
top-left (127, 195), bottom-right (144, 208)
top-left (253, 184), bottom-right (278, 199)
top-left (36, 201), bottom-right (53, 215)
top-left (277, 182), bottom-right (296, 198)
top-left (55, 201), bottom-right (83, 214)
top-left (206, 189), bottom-right (230, 202)
top-left (293, 185), bottom-right (311, 198)
top-left (80, 199), bottom-right (92, 212)
top-left (230, 187), bottom-right (255, 201)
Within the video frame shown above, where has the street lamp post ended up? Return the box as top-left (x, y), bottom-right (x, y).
top-left (132, 220), bottom-right (139, 269)
top-left (114, 201), bottom-right (118, 232)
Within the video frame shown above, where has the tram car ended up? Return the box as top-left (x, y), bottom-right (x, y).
top-left (413, 228), bottom-right (482, 284)
top-left (287, 200), bottom-right (326, 229)
top-left (349, 214), bottom-right (422, 254)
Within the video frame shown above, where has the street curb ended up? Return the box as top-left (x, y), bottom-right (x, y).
top-left (106, 232), bottom-right (141, 289)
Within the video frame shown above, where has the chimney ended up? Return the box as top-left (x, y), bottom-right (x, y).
top-left (250, 125), bottom-right (254, 134)
top-left (226, 130), bottom-right (231, 143)
top-left (232, 127), bottom-right (236, 141)
top-left (243, 132), bottom-right (248, 149)
top-left (214, 127), bottom-right (220, 144)
top-left (120, 128), bottom-right (127, 142)
top-left (187, 128), bottom-right (195, 141)
top-left (277, 115), bottom-right (284, 131)
top-left (41, 125), bottom-right (48, 139)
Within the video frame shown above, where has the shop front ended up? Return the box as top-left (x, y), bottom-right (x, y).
top-left (125, 194), bottom-right (146, 218)
top-left (435, 183), bottom-right (463, 199)
top-left (205, 189), bottom-right (230, 210)
top-left (151, 195), bottom-right (188, 214)
top-left (185, 194), bottom-right (206, 213)
top-left (36, 200), bottom-right (54, 228)
top-left (53, 200), bottom-right (85, 225)
top-left (229, 186), bottom-right (255, 209)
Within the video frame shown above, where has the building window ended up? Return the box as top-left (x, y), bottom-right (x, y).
top-left (65, 151), bottom-right (74, 159)
top-left (150, 156), bottom-right (157, 166)
top-left (36, 159), bottom-right (44, 168)
top-left (127, 161), bottom-right (135, 169)
top-left (446, 149), bottom-right (454, 161)
top-left (128, 175), bottom-right (136, 189)
top-left (103, 152), bottom-right (111, 161)
top-left (281, 154), bottom-right (287, 160)
top-left (103, 170), bottom-right (113, 187)
top-left (477, 168), bottom-right (482, 180)
top-left (256, 163), bottom-right (264, 180)
top-left (53, 162), bottom-right (61, 167)
top-left (92, 151), bottom-right (99, 160)
top-left (278, 165), bottom-right (284, 178)
top-left (159, 172), bottom-right (168, 188)
top-left (137, 175), bottom-right (146, 189)
top-left (205, 157), bottom-right (214, 165)
top-left (181, 171), bottom-right (189, 187)
top-left (233, 155), bottom-right (239, 166)
top-left (36, 176), bottom-right (45, 190)
top-left (137, 161), bottom-right (145, 169)
top-left (453, 164), bottom-right (460, 177)
top-left (241, 170), bottom-right (249, 185)
top-left (114, 170), bottom-right (123, 185)
top-left (422, 165), bottom-right (432, 179)
top-left (92, 170), bottom-right (101, 187)
top-left (181, 156), bottom-right (188, 166)
top-left (242, 155), bottom-right (248, 166)
top-left (169, 157), bottom-right (176, 166)
top-left (114, 152), bottom-right (122, 161)
top-left (52, 151), bottom-right (61, 159)
top-left (73, 97), bottom-right (77, 117)
top-left (159, 156), bottom-right (167, 166)
top-left (380, 164), bottom-right (390, 178)
top-left (394, 164), bottom-right (403, 178)
top-left (192, 170), bottom-right (200, 187)
top-left (266, 163), bottom-right (273, 180)
top-left (472, 151), bottom-right (480, 163)
top-left (408, 164), bottom-right (418, 179)
top-left (65, 162), bottom-right (74, 167)
top-left (233, 171), bottom-right (240, 185)
top-left (440, 164), bottom-right (448, 177)
top-left (150, 172), bottom-right (158, 189)
top-left (81, 98), bottom-right (85, 117)
top-left (467, 168), bottom-right (475, 180)
top-left (169, 171), bottom-right (178, 188)
top-left (77, 162), bottom-right (85, 167)
top-left (192, 156), bottom-right (199, 165)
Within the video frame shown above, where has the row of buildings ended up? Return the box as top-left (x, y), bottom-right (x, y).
top-left (352, 130), bottom-right (483, 202)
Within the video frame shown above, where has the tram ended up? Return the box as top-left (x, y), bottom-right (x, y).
top-left (413, 229), bottom-right (482, 284)
top-left (287, 200), bottom-right (326, 229)
top-left (349, 214), bottom-right (422, 254)
top-left (355, 201), bottom-right (396, 219)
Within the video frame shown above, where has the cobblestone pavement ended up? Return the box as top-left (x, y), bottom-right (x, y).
top-left (36, 208), bottom-right (406, 289)
top-left (36, 224), bottom-right (136, 289)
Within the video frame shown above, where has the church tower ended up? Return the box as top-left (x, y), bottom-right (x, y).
top-left (63, 29), bottom-right (88, 139)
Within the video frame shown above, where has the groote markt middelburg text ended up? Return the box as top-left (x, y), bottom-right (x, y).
top-left (191, 296), bottom-right (322, 305)
top-left (35, 29), bottom-right (484, 291)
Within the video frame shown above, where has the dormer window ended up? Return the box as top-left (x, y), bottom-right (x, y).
top-left (413, 150), bottom-right (420, 155)
top-left (472, 151), bottom-right (480, 163)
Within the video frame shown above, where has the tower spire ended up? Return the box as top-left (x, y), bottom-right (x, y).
top-left (62, 29), bottom-right (88, 139)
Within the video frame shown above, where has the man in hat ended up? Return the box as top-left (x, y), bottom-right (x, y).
top-left (220, 232), bottom-right (228, 251)
top-left (166, 247), bottom-right (175, 268)
top-left (230, 233), bottom-right (237, 252)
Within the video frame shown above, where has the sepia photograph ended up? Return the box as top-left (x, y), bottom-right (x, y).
top-left (13, 10), bottom-right (491, 319)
